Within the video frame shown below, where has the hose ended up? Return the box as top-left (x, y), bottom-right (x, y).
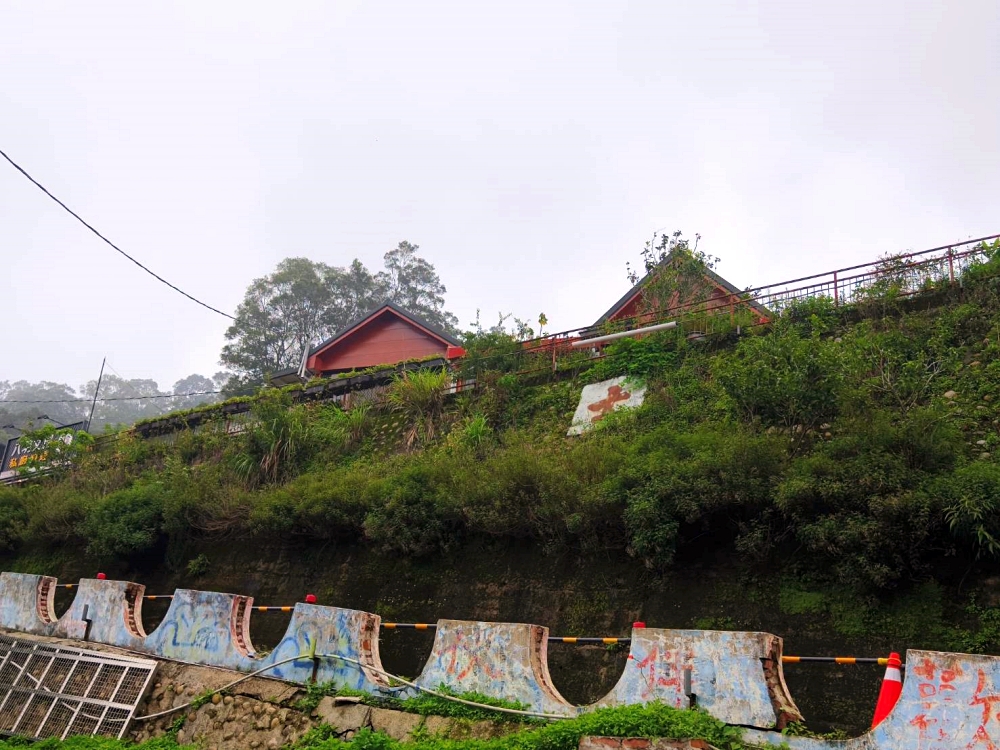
top-left (133, 651), bottom-right (572, 722)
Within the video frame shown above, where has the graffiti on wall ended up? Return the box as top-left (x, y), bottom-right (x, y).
top-left (567, 376), bottom-right (647, 436)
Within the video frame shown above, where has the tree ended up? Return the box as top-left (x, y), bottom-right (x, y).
top-left (0, 381), bottom-right (86, 446)
top-left (171, 374), bottom-right (222, 411)
top-left (376, 242), bottom-right (459, 333)
top-left (79, 374), bottom-right (169, 432)
top-left (220, 243), bottom-right (458, 387)
top-left (220, 258), bottom-right (344, 388)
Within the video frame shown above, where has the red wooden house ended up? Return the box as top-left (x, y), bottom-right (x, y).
top-left (593, 250), bottom-right (770, 327)
top-left (269, 302), bottom-right (464, 386)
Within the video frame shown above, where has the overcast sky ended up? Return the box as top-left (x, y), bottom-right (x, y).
top-left (2, 1), bottom-right (998, 392)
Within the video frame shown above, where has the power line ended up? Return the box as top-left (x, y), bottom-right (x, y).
top-left (0, 390), bottom-right (222, 404)
top-left (0, 147), bottom-right (235, 320)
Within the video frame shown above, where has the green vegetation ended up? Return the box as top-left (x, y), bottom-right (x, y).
top-left (293, 703), bottom-right (749, 750)
top-left (295, 684), bottom-right (538, 724)
top-left (0, 703), bottom-right (754, 749)
top-left (6, 242), bottom-right (1000, 609)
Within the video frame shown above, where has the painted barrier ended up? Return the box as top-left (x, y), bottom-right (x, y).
top-left (744, 649), bottom-right (1000, 748)
top-left (9, 571), bottom-right (1000, 744)
top-left (142, 588), bottom-right (257, 670)
top-left (261, 603), bottom-right (391, 691)
top-left (413, 619), bottom-right (575, 716)
top-left (591, 627), bottom-right (801, 730)
top-left (48, 577), bottom-right (147, 646)
top-left (0, 572), bottom-right (56, 632)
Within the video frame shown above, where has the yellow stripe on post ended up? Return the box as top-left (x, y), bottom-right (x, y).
top-left (878, 658), bottom-right (888, 666)
top-left (384, 623), bottom-right (397, 629)
top-left (281, 607), bottom-right (291, 612)
top-left (415, 623), bottom-right (429, 630)
top-left (782, 656), bottom-right (801, 663)
top-left (602, 638), bottom-right (618, 644)
top-left (835, 657), bottom-right (856, 665)
top-left (563, 638), bottom-right (578, 644)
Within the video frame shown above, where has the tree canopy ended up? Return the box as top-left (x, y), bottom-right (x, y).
top-left (219, 242), bottom-right (458, 390)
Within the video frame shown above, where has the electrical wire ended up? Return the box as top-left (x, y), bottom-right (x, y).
top-left (0, 390), bottom-right (222, 404)
top-left (132, 652), bottom-right (570, 722)
top-left (0, 147), bottom-right (235, 320)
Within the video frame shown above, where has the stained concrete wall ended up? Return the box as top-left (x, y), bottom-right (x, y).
top-left (745, 649), bottom-right (1000, 749)
top-left (414, 619), bottom-right (574, 716)
top-left (7, 570), bottom-right (1000, 746)
top-left (592, 627), bottom-right (801, 730)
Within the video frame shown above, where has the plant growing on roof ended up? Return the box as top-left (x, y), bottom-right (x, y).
top-left (625, 230), bottom-right (721, 321)
top-left (386, 368), bottom-right (451, 449)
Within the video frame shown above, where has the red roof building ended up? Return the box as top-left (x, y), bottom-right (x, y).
top-left (594, 250), bottom-right (770, 327)
top-left (306, 302), bottom-right (462, 375)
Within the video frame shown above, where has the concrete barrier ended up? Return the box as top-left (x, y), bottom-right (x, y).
top-left (142, 589), bottom-right (257, 671)
top-left (591, 628), bottom-right (802, 730)
top-left (744, 649), bottom-right (1000, 748)
top-left (48, 577), bottom-right (147, 646)
top-left (413, 619), bottom-right (575, 716)
top-left (0, 572), bottom-right (56, 633)
top-left (259, 603), bottom-right (392, 691)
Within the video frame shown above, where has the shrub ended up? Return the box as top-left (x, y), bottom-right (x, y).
top-left (715, 330), bottom-right (842, 437)
top-left (233, 391), bottom-right (312, 487)
top-left (81, 481), bottom-right (166, 559)
top-left (0, 488), bottom-right (27, 552)
top-left (386, 368), bottom-right (451, 449)
top-left (939, 462), bottom-right (1000, 559)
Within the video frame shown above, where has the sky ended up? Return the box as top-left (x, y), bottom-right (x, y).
top-left (2, 1), bottom-right (998, 393)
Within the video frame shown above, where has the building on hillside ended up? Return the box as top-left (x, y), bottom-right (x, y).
top-left (593, 249), bottom-right (771, 328)
top-left (269, 302), bottom-right (465, 386)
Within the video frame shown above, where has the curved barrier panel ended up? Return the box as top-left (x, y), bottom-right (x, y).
top-left (142, 589), bottom-right (256, 671)
top-left (744, 649), bottom-right (1000, 748)
top-left (592, 628), bottom-right (802, 729)
top-left (260, 603), bottom-right (391, 691)
top-left (0, 572), bottom-right (56, 633)
top-left (414, 619), bottom-right (575, 716)
top-left (49, 578), bottom-right (147, 646)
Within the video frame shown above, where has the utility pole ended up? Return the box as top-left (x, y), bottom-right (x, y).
top-left (86, 358), bottom-right (106, 433)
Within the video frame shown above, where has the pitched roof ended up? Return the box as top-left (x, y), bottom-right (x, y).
top-left (310, 301), bottom-right (461, 357)
top-left (594, 250), bottom-right (770, 325)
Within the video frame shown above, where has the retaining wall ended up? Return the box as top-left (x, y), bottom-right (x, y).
top-left (6, 571), bottom-right (1000, 746)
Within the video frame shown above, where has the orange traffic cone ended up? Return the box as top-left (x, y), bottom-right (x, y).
top-left (871, 652), bottom-right (903, 728)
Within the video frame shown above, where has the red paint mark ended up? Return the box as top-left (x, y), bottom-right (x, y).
top-left (967, 724), bottom-right (999, 749)
top-left (911, 713), bottom-right (937, 739)
top-left (972, 669), bottom-right (1000, 726)
top-left (587, 385), bottom-right (632, 422)
top-left (920, 684), bottom-right (937, 698)
top-left (913, 658), bottom-right (937, 681)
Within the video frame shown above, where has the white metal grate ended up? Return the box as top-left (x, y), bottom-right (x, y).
top-left (0, 635), bottom-right (156, 740)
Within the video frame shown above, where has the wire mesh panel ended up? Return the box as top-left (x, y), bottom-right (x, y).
top-left (0, 635), bottom-right (156, 740)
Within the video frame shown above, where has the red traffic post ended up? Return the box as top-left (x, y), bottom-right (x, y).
top-left (304, 593), bottom-right (317, 604)
top-left (871, 652), bottom-right (903, 728)
top-left (96, 572), bottom-right (107, 580)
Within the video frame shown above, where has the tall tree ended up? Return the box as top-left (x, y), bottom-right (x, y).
top-left (171, 374), bottom-right (222, 411)
top-left (220, 243), bottom-right (458, 387)
top-left (377, 242), bottom-right (458, 332)
top-left (79, 374), bottom-right (168, 432)
top-left (220, 258), bottom-right (344, 388)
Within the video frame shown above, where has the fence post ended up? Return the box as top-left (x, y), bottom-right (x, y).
top-left (948, 248), bottom-right (955, 284)
top-left (833, 270), bottom-right (839, 306)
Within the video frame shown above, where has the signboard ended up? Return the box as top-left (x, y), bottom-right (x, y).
top-left (567, 377), bottom-right (647, 436)
top-left (1, 422), bottom-right (87, 475)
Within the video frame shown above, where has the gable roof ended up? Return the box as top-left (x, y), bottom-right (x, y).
top-left (310, 301), bottom-right (461, 358)
top-left (594, 250), bottom-right (770, 325)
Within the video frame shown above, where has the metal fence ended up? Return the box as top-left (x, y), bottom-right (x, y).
top-left (0, 635), bottom-right (156, 741)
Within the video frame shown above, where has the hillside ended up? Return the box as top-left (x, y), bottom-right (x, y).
top-left (7, 244), bottom-right (1000, 734)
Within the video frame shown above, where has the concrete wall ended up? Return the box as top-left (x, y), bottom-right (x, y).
top-left (6, 571), bottom-right (1000, 746)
